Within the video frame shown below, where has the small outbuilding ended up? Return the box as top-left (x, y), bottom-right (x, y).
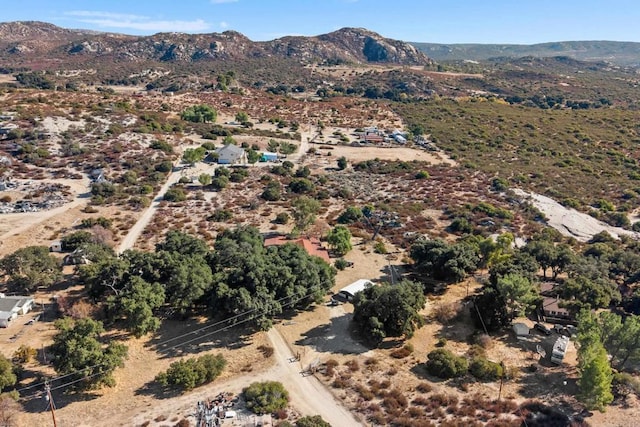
top-left (512, 322), bottom-right (530, 337)
top-left (337, 279), bottom-right (374, 302)
top-left (49, 240), bottom-right (63, 252)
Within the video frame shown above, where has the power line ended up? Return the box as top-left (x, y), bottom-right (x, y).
top-left (18, 287), bottom-right (323, 400)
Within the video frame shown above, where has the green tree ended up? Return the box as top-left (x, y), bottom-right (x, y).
top-left (181, 105), bottom-right (217, 123)
top-left (578, 342), bottom-right (614, 411)
top-left (291, 196), bottom-right (320, 234)
top-left (107, 276), bottom-right (165, 337)
top-left (61, 230), bottom-right (93, 252)
top-left (246, 148), bottom-right (260, 164)
top-left (495, 273), bottom-right (539, 320)
top-left (243, 381), bottom-right (289, 415)
top-left (182, 147), bottom-right (206, 166)
top-left (0, 355), bottom-right (16, 393)
top-left (326, 226), bottom-right (352, 256)
top-left (49, 318), bottom-right (128, 390)
top-left (337, 156), bottom-right (348, 170)
top-left (353, 280), bottom-right (425, 346)
top-left (337, 206), bottom-right (363, 224)
top-left (198, 173), bottom-right (212, 187)
top-left (410, 238), bottom-right (479, 283)
top-left (524, 240), bottom-right (557, 278)
top-left (1, 246), bottom-right (62, 292)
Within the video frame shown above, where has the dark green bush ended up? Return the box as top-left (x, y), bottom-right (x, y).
top-left (469, 357), bottom-right (503, 381)
top-left (155, 353), bottom-right (226, 391)
top-left (425, 349), bottom-right (468, 379)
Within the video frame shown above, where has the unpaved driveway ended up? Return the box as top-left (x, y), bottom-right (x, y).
top-left (125, 327), bottom-right (362, 427)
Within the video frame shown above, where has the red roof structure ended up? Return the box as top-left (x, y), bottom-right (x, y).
top-left (264, 235), bottom-right (330, 263)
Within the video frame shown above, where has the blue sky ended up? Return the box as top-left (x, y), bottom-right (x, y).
top-left (2, 0), bottom-right (639, 44)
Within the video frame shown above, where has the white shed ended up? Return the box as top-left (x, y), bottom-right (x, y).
top-left (49, 240), bottom-right (63, 252)
top-left (512, 322), bottom-right (530, 337)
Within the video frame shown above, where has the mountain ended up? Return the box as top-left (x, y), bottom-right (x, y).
top-left (411, 41), bottom-right (640, 67)
top-left (0, 21), bottom-right (432, 68)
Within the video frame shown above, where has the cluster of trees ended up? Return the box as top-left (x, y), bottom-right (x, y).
top-left (352, 280), bottom-right (425, 346)
top-left (411, 238), bottom-right (479, 283)
top-left (180, 105), bottom-right (217, 123)
top-left (79, 227), bottom-right (335, 334)
top-left (155, 353), bottom-right (226, 391)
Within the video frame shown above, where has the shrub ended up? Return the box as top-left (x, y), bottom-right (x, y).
top-left (334, 258), bottom-right (349, 270)
top-left (433, 302), bottom-right (461, 324)
top-left (80, 217), bottom-right (112, 229)
top-left (164, 187), bottom-right (186, 202)
top-left (469, 357), bottom-right (503, 381)
top-left (262, 182), bottom-right (281, 201)
top-left (207, 209), bottom-right (233, 222)
top-left (415, 170), bottom-right (430, 179)
top-left (257, 345), bottom-right (274, 358)
top-left (426, 349), bottom-right (468, 379)
top-left (243, 381), bottom-right (289, 414)
top-left (416, 382), bottom-right (432, 393)
top-left (296, 415), bottom-right (330, 427)
top-left (12, 345), bottom-right (37, 364)
top-left (337, 206), bottom-right (363, 224)
top-left (274, 212), bottom-right (289, 224)
top-left (373, 240), bottom-right (387, 254)
top-left (345, 359), bottom-right (359, 372)
top-left (390, 344), bottom-right (414, 359)
top-left (155, 354), bottom-right (226, 391)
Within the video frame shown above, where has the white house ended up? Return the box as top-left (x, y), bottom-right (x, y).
top-left (49, 240), bottom-right (63, 252)
top-left (0, 295), bottom-right (35, 327)
top-left (336, 279), bottom-right (374, 302)
top-left (215, 144), bottom-right (247, 165)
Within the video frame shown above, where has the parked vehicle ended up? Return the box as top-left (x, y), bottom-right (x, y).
top-left (534, 323), bottom-right (552, 335)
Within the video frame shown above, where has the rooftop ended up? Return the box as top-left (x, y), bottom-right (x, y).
top-left (264, 235), bottom-right (330, 263)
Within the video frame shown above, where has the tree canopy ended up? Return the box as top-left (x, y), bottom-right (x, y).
top-left (243, 381), bottom-right (289, 415)
top-left (50, 318), bottom-right (128, 390)
top-left (326, 225), bottom-right (352, 256)
top-left (181, 105), bottom-right (217, 123)
top-left (353, 280), bottom-right (425, 346)
top-left (1, 246), bottom-right (62, 292)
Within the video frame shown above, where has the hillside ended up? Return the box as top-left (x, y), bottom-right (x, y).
top-left (0, 22), bottom-right (432, 68)
top-left (411, 40), bottom-right (640, 66)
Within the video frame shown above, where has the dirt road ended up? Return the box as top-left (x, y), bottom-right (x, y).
top-left (117, 163), bottom-right (182, 252)
top-left (124, 326), bottom-right (362, 427)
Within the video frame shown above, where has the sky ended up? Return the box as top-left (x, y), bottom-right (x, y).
top-left (1, 0), bottom-right (639, 44)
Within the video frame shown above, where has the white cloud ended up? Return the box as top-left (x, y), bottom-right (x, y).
top-left (211, 0), bottom-right (238, 4)
top-left (219, 21), bottom-right (229, 29)
top-left (64, 11), bottom-right (210, 33)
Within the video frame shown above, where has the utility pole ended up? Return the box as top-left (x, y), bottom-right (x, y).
top-left (44, 380), bottom-right (58, 427)
top-left (498, 361), bottom-right (505, 401)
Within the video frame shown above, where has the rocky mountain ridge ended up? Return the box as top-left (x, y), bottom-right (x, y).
top-left (0, 21), bottom-right (432, 68)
